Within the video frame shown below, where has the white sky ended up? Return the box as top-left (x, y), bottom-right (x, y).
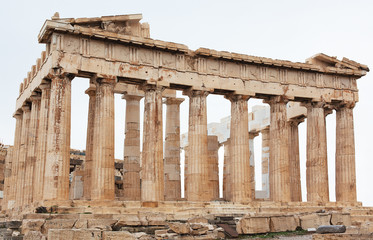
top-left (0, 0), bottom-right (372, 205)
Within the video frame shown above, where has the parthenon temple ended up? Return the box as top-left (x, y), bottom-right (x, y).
top-left (1, 13), bottom-right (372, 239)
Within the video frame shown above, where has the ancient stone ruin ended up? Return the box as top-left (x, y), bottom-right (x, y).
top-left (2, 13), bottom-right (372, 239)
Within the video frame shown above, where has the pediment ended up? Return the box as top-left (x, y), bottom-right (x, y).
top-left (306, 53), bottom-right (369, 72)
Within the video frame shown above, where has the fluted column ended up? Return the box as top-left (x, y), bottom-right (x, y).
top-left (123, 94), bottom-right (142, 201)
top-left (164, 97), bottom-right (184, 201)
top-left (304, 101), bottom-right (329, 202)
top-left (207, 135), bottom-right (219, 200)
top-left (223, 139), bottom-right (231, 201)
top-left (24, 95), bottom-right (41, 205)
top-left (83, 87), bottom-right (96, 200)
top-left (16, 105), bottom-right (31, 207)
top-left (185, 90), bottom-right (210, 202)
top-left (8, 113), bottom-right (23, 208)
top-left (91, 78), bottom-right (115, 200)
top-left (266, 96), bottom-right (291, 202)
top-left (44, 73), bottom-right (72, 200)
top-left (261, 127), bottom-right (270, 199)
top-left (141, 85), bottom-right (164, 202)
top-left (335, 102), bottom-right (357, 202)
top-left (288, 118), bottom-right (304, 202)
top-left (3, 146), bottom-right (14, 209)
top-left (227, 94), bottom-right (251, 203)
top-left (33, 83), bottom-right (51, 202)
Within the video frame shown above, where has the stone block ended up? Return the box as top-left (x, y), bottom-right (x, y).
top-left (23, 231), bottom-right (45, 240)
top-left (73, 219), bottom-right (88, 229)
top-left (102, 231), bottom-right (136, 240)
top-left (168, 222), bottom-right (191, 234)
top-left (300, 213), bottom-right (331, 230)
top-left (147, 213), bottom-right (166, 225)
top-left (41, 219), bottom-right (76, 234)
top-left (236, 216), bottom-right (270, 234)
top-left (87, 219), bottom-right (117, 230)
top-left (331, 212), bottom-right (351, 226)
top-left (188, 217), bottom-right (208, 224)
top-left (21, 219), bottom-right (45, 234)
top-left (48, 229), bottom-right (101, 240)
top-left (316, 225), bottom-right (346, 234)
top-left (270, 215), bottom-right (298, 232)
top-left (112, 214), bottom-right (141, 230)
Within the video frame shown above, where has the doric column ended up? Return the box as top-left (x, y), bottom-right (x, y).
top-left (8, 113), bottom-right (23, 208)
top-left (3, 146), bottom-right (14, 210)
top-left (335, 102), bottom-right (357, 202)
top-left (288, 118), bottom-right (304, 202)
top-left (266, 96), bottom-right (291, 202)
top-left (304, 101), bottom-right (329, 202)
top-left (249, 132), bottom-right (258, 200)
top-left (91, 77), bottom-right (115, 200)
top-left (185, 90), bottom-right (210, 202)
top-left (207, 135), bottom-right (219, 200)
top-left (164, 97), bottom-right (184, 201)
top-left (83, 87), bottom-right (96, 200)
top-left (33, 83), bottom-right (51, 202)
top-left (44, 73), bottom-right (73, 200)
top-left (223, 139), bottom-right (231, 201)
top-left (141, 85), bottom-right (164, 202)
top-left (227, 94), bottom-right (251, 203)
top-left (16, 105), bottom-right (31, 207)
top-left (24, 95), bottom-right (41, 205)
top-left (261, 127), bottom-right (270, 199)
top-left (122, 94), bottom-right (142, 201)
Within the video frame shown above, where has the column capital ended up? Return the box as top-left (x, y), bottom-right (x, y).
top-left (85, 87), bottom-right (96, 97)
top-left (30, 93), bottom-right (42, 102)
top-left (21, 104), bottom-right (31, 112)
top-left (333, 101), bottom-right (356, 111)
top-left (140, 84), bottom-right (164, 92)
top-left (288, 116), bottom-right (305, 127)
top-left (249, 131), bottom-right (259, 139)
top-left (164, 97), bottom-right (184, 105)
top-left (47, 68), bottom-right (75, 81)
top-left (263, 95), bottom-right (289, 105)
top-left (122, 94), bottom-right (143, 101)
top-left (224, 94), bottom-right (251, 102)
top-left (39, 83), bottom-right (51, 91)
top-left (182, 88), bottom-right (210, 98)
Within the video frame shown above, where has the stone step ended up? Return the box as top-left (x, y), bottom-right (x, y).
top-left (351, 215), bottom-right (373, 223)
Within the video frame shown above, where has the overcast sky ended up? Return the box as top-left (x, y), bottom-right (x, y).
top-left (0, 0), bottom-right (372, 205)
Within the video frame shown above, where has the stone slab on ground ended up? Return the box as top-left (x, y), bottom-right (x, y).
top-left (300, 214), bottom-right (331, 230)
top-left (270, 215), bottom-right (298, 232)
top-left (47, 229), bottom-right (101, 240)
top-left (237, 216), bottom-right (270, 234)
top-left (316, 225), bottom-right (346, 234)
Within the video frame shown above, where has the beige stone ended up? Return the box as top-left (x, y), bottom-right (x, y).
top-left (300, 213), bottom-right (331, 229)
top-left (331, 212), bottom-right (352, 226)
top-left (102, 231), bottom-right (136, 240)
top-left (168, 222), bottom-right (191, 234)
top-left (48, 229), bottom-right (101, 240)
top-left (21, 219), bottom-right (45, 234)
top-left (237, 216), bottom-right (270, 234)
top-left (23, 231), bottom-right (45, 240)
top-left (42, 219), bottom-right (76, 234)
top-left (270, 215), bottom-right (298, 232)
top-left (87, 219), bottom-right (117, 230)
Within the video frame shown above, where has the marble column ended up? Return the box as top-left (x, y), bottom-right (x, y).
top-left (335, 102), bottom-right (357, 202)
top-left (24, 95), bottom-right (41, 205)
top-left (3, 146), bottom-right (14, 209)
top-left (164, 97), bottom-right (184, 201)
top-left (249, 132), bottom-right (258, 200)
top-left (83, 87), bottom-right (96, 200)
top-left (185, 90), bottom-right (210, 202)
top-left (261, 127), bottom-right (270, 199)
top-left (8, 113), bottom-right (23, 208)
top-left (227, 94), bottom-right (252, 203)
top-left (141, 85), bottom-right (164, 202)
top-left (266, 96), bottom-right (291, 202)
top-left (33, 83), bottom-right (51, 202)
top-left (123, 94), bottom-right (142, 201)
top-left (207, 135), bottom-right (219, 200)
top-left (91, 78), bottom-right (115, 200)
top-left (43, 74), bottom-right (72, 200)
top-left (305, 102), bottom-right (329, 202)
top-left (16, 105), bottom-right (31, 206)
top-left (288, 118), bottom-right (303, 202)
top-left (223, 139), bottom-right (231, 201)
